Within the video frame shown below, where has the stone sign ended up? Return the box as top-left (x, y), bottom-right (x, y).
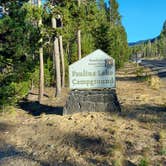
top-left (69, 49), bottom-right (115, 89)
top-left (63, 49), bottom-right (120, 115)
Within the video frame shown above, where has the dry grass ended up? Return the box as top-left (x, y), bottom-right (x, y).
top-left (0, 63), bottom-right (166, 166)
top-left (148, 75), bottom-right (161, 89)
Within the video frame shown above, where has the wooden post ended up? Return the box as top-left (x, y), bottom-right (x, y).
top-left (59, 35), bottom-right (65, 88)
top-left (37, 0), bottom-right (44, 103)
top-left (52, 17), bottom-right (61, 96)
top-left (77, 30), bottom-right (81, 60)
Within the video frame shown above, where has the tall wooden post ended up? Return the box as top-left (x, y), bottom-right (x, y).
top-left (52, 17), bottom-right (61, 96)
top-left (37, 0), bottom-right (44, 103)
top-left (59, 35), bottom-right (65, 88)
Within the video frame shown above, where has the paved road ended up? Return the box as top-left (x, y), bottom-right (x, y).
top-left (141, 59), bottom-right (166, 79)
top-left (140, 59), bottom-right (166, 94)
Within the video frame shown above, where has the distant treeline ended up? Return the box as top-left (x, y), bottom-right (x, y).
top-left (130, 20), bottom-right (166, 58)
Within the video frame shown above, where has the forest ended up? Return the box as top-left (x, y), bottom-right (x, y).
top-left (0, 0), bottom-right (129, 109)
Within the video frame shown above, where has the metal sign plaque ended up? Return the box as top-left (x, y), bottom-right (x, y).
top-left (69, 49), bottom-right (115, 89)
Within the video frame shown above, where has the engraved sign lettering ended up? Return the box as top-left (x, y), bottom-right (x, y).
top-left (69, 49), bottom-right (115, 89)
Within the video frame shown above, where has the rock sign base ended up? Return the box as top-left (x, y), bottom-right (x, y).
top-left (63, 89), bottom-right (121, 115)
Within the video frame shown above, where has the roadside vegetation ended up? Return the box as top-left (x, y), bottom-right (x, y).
top-left (0, 0), bottom-right (129, 110)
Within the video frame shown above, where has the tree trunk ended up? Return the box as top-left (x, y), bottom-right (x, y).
top-left (77, 30), bottom-right (81, 60)
top-left (38, 0), bottom-right (44, 103)
top-left (54, 37), bottom-right (61, 96)
top-left (77, 0), bottom-right (82, 60)
top-left (78, 0), bottom-right (81, 6)
top-left (52, 17), bottom-right (56, 79)
top-left (59, 35), bottom-right (65, 88)
top-left (52, 17), bottom-right (61, 96)
top-left (39, 45), bottom-right (44, 102)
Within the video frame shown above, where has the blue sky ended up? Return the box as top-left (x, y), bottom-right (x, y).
top-left (43, 0), bottom-right (166, 43)
top-left (115, 0), bottom-right (166, 42)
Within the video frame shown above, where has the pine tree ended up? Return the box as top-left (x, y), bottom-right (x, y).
top-left (0, 1), bottom-right (39, 106)
top-left (109, 0), bottom-right (121, 26)
top-left (0, 0), bottom-right (130, 107)
top-left (162, 20), bottom-right (166, 34)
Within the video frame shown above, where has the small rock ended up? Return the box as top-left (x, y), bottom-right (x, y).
top-left (47, 144), bottom-right (54, 149)
top-left (46, 123), bottom-right (53, 126)
top-left (124, 160), bottom-right (137, 166)
top-left (153, 133), bottom-right (160, 142)
top-left (91, 115), bottom-right (94, 119)
top-left (68, 117), bottom-right (72, 120)
top-left (103, 128), bottom-right (108, 132)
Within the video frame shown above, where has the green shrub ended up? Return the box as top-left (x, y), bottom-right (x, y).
top-left (136, 67), bottom-right (144, 77)
top-left (0, 81), bottom-right (29, 108)
top-left (135, 67), bottom-right (151, 82)
top-left (138, 158), bottom-right (149, 166)
top-left (30, 65), bottom-right (53, 88)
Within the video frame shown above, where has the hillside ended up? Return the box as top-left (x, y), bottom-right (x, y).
top-left (129, 37), bottom-right (158, 46)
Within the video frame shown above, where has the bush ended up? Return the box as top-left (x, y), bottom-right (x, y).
top-left (138, 158), bottom-right (149, 166)
top-left (148, 76), bottom-right (160, 89)
top-left (30, 65), bottom-right (53, 88)
top-left (0, 81), bottom-right (29, 108)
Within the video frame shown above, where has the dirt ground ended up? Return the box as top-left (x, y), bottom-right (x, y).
top-left (0, 63), bottom-right (166, 166)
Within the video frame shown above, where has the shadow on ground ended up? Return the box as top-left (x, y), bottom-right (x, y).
top-left (62, 132), bottom-right (136, 166)
top-left (0, 138), bottom-right (75, 166)
top-left (0, 139), bottom-right (47, 166)
top-left (116, 75), bottom-right (154, 82)
top-left (120, 104), bottom-right (166, 125)
top-left (0, 123), bottom-right (13, 132)
top-left (19, 100), bottom-right (63, 116)
top-left (116, 76), bottom-right (139, 82)
top-left (64, 133), bottom-right (113, 166)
